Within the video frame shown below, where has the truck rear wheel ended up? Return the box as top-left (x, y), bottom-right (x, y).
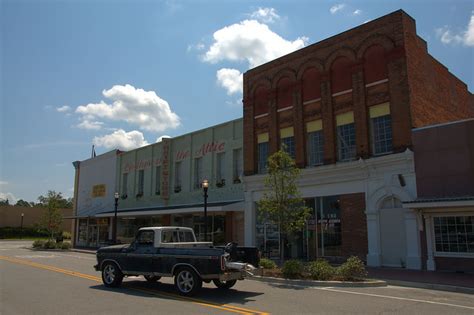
top-left (213, 279), bottom-right (237, 289)
top-left (174, 267), bottom-right (202, 296)
top-left (102, 262), bottom-right (123, 287)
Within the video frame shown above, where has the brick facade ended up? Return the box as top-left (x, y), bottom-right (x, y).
top-left (243, 10), bottom-right (473, 175)
top-left (340, 193), bottom-right (368, 259)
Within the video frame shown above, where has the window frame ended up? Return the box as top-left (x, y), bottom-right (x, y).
top-left (336, 122), bottom-right (356, 162)
top-left (431, 214), bottom-right (474, 258)
top-left (307, 130), bottom-right (324, 167)
top-left (370, 114), bottom-right (393, 156)
top-left (257, 142), bottom-right (269, 174)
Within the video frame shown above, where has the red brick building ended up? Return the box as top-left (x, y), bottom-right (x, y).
top-left (404, 119), bottom-right (474, 272)
top-left (242, 10), bottom-right (473, 269)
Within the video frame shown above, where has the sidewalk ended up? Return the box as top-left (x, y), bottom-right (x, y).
top-left (367, 267), bottom-right (474, 294)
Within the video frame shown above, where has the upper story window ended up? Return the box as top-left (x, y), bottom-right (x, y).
top-left (174, 161), bottom-right (182, 193)
top-left (216, 152), bottom-right (225, 186)
top-left (336, 111), bottom-right (356, 161)
top-left (155, 166), bottom-right (161, 195)
top-left (257, 133), bottom-right (269, 174)
top-left (137, 169), bottom-right (144, 196)
top-left (233, 148), bottom-right (243, 183)
top-left (194, 157), bottom-right (203, 189)
top-left (121, 173), bottom-right (128, 198)
top-left (280, 127), bottom-right (295, 159)
top-left (306, 120), bottom-right (324, 166)
top-left (370, 103), bottom-right (393, 155)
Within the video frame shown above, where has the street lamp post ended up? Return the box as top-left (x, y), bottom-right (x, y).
top-left (20, 213), bottom-right (24, 239)
top-left (113, 192), bottom-right (119, 244)
top-left (202, 179), bottom-right (209, 242)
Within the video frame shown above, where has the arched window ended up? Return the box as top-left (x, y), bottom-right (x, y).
top-left (302, 67), bottom-right (321, 102)
top-left (277, 77), bottom-right (292, 109)
top-left (380, 196), bottom-right (402, 209)
top-left (364, 45), bottom-right (388, 84)
top-left (331, 56), bottom-right (352, 93)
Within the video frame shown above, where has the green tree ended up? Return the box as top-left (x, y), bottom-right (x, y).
top-left (37, 193), bottom-right (72, 208)
top-left (38, 191), bottom-right (64, 240)
top-left (15, 199), bottom-right (32, 207)
top-left (257, 149), bottom-right (311, 261)
top-left (0, 198), bottom-right (10, 206)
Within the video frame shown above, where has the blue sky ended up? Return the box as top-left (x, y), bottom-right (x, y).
top-left (1, 0), bottom-right (473, 203)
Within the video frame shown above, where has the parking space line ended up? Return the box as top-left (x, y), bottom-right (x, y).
top-left (0, 255), bottom-right (268, 315)
top-left (319, 287), bottom-right (474, 311)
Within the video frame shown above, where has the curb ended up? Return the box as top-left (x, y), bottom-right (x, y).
top-left (382, 279), bottom-right (474, 295)
top-left (250, 275), bottom-right (387, 288)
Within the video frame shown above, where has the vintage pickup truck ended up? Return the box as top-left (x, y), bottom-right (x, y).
top-left (94, 226), bottom-right (260, 296)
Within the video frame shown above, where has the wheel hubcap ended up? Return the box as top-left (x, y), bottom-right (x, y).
top-left (104, 265), bottom-right (115, 284)
top-left (177, 271), bottom-right (194, 293)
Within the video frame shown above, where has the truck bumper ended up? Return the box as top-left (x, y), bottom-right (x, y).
top-left (94, 264), bottom-right (100, 271)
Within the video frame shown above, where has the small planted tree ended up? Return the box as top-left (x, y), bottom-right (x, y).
top-left (257, 149), bottom-right (311, 261)
top-left (38, 191), bottom-right (64, 241)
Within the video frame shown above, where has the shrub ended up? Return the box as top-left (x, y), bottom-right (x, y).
top-left (44, 240), bottom-right (57, 249)
top-left (282, 259), bottom-right (303, 278)
top-left (32, 240), bottom-right (46, 248)
top-left (307, 259), bottom-right (335, 281)
top-left (62, 231), bottom-right (72, 240)
top-left (60, 242), bottom-right (71, 250)
top-left (335, 256), bottom-right (367, 281)
top-left (0, 226), bottom-right (49, 239)
top-left (259, 258), bottom-right (277, 269)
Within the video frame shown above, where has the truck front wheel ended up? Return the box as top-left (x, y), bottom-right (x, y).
top-left (174, 267), bottom-right (202, 296)
top-left (102, 262), bottom-right (123, 287)
top-left (213, 279), bottom-right (237, 289)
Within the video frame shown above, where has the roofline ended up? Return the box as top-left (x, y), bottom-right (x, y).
top-left (412, 118), bottom-right (474, 132)
top-left (245, 9), bottom-right (410, 76)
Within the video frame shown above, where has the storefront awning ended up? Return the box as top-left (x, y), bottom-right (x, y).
top-left (93, 200), bottom-right (244, 218)
top-left (402, 196), bottom-right (474, 209)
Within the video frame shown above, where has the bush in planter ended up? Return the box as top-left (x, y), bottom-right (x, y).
top-left (335, 256), bottom-right (367, 281)
top-left (32, 240), bottom-right (46, 248)
top-left (62, 231), bottom-right (72, 240)
top-left (60, 242), bottom-right (71, 250)
top-left (307, 259), bottom-right (335, 281)
top-left (259, 258), bottom-right (277, 269)
top-left (282, 259), bottom-right (303, 278)
top-left (44, 240), bottom-right (57, 249)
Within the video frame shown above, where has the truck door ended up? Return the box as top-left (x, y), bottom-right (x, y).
top-left (125, 230), bottom-right (155, 273)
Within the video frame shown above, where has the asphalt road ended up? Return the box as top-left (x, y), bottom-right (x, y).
top-left (1, 240), bottom-right (473, 315)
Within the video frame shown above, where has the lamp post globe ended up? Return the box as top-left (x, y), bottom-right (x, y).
top-left (202, 179), bottom-right (209, 242)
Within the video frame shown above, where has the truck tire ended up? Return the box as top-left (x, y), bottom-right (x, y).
top-left (213, 279), bottom-right (237, 289)
top-left (174, 267), bottom-right (202, 296)
top-left (102, 262), bottom-right (123, 287)
top-left (144, 275), bottom-right (161, 282)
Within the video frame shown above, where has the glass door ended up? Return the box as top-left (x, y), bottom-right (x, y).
top-left (317, 196), bottom-right (342, 257)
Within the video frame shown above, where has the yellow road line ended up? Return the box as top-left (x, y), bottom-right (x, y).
top-left (0, 255), bottom-right (268, 315)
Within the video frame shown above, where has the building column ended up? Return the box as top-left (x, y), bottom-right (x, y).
top-left (293, 82), bottom-right (305, 168)
top-left (351, 63), bottom-right (369, 158)
top-left (243, 100), bottom-right (255, 175)
top-left (404, 209), bottom-right (422, 269)
top-left (366, 212), bottom-right (382, 266)
top-left (268, 91), bottom-right (279, 154)
top-left (244, 191), bottom-right (256, 246)
top-left (320, 72), bottom-right (336, 164)
top-left (424, 214), bottom-right (436, 271)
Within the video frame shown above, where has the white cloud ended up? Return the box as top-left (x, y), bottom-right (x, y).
top-left (0, 192), bottom-right (17, 204)
top-left (436, 12), bottom-right (474, 47)
top-left (156, 135), bottom-right (172, 142)
top-left (216, 68), bottom-right (243, 95)
top-left (250, 7), bottom-right (280, 24)
top-left (75, 84), bottom-right (180, 133)
top-left (187, 42), bottom-right (205, 52)
top-left (353, 9), bottom-right (362, 16)
top-left (330, 4), bottom-right (345, 14)
top-left (56, 105), bottom-right (71, 112)
top-left (203, 20), bottom-right (307, 68)
top-left (76, 120), bottom-right (104, 130)
top-left (93, 129), bottom-right (149, 151)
